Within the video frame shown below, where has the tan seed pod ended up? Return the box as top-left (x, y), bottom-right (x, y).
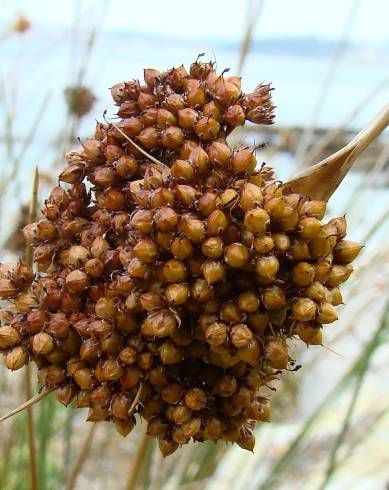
top-left (292, 298), bottom-right (317, 321)
top-left (224, 243), bottom-right (249, 268)
top-left (230, 324), bottom-right (253, 348)
top-left (5, 346), bottom-right (29, 370)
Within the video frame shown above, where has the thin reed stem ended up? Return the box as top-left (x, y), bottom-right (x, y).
top-left (24, 166), bottom-right (40, 490)
top-left (124, 429), bottom-right (153, 490)
top-left (65, 423), bottom-right (97, 490)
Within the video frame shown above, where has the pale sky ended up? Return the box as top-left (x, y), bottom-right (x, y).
top-left (1, 0), bottom-right (389, 44)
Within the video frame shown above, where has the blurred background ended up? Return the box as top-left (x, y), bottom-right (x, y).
top-left (0, 0), bottom-right (388, 489)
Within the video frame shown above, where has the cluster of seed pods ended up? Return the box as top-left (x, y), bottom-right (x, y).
top-left (0, 58), bottom-right (362, 456)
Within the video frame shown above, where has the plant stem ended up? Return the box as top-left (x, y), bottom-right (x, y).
top-left (124, 430), bottom-right (153, 490)
top-left (65, 423), bottom-right (97, 490)
top-left (25, 166), bottom-right (40, 490)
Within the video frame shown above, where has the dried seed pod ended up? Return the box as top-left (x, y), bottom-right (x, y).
top-left (224, 243), bottom-right (249, 268)
top-left (0, 326), bottom-right (20, 349)
top-left (230, 324), bottom-right (253, 348)
top-left (295, 323), bottom-right (323, 345)
top-left (317, 302), bottom-right (338, 323)
top-left (244, 208), bottom-right (270, 234)
top-left (205, 322), bottom-right (228, 346)
top-left (237, 291), bottom-right (259, 313)
top-left (292, 298), bottom-right (317, 321)
top-left (265, 338), bottom-right (288, 369)
top-left (333, 240), bottom-right (363, 264)
top-left (292, 262), bottom-right (316, 287)
top-left (185, 388), bottom-right (207, 410)
top-left (5, 346), bottom-right (29, 370)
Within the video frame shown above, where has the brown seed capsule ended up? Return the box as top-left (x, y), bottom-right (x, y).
top-left (262, 286), bottom-right (286, 310)
top-left (232, 148), bottom-right (256, 173)
top-left (265, 338), bottom-right (288, 369)
top-left (154, 207), bottom-right (178, 232)
top-left (142, 309), bottom-right (177, 338)
top-left (0, 278), bottom-right (18, 299)
top-left (292, 298), bottom-right (317, 321)
top-left (224, 243), bottom-right (249, 268)
top-left (73, 368), bottom-right (95, 390)
top-left (0, 325), bottom-right (20, 349)
top-left (195, 116), bottom-right (220, 140)
top-left (171, 159), bottom-right (194, 182)
top-left (272, 233), bottom-right (290, 253)
top-left (202, 261), bottom-right (225, 284)
top-left (161, 383), bottom-right (186, 404)
top-left (145, 417), bottom-right (169, 441)
top-left (206, 210), bottom-right (228, 236)
top-left (201, 237), bottom-right (223, 259)
top-left (191, 278), bottom-right (212, 303)
top-left (185, 388), bottom-right (207, 410)
top-left (84, 258), bottom-right (104, 278)
top-left (225, 104), bottom-right (245, 126)
top-left (65, 270), bottom-right (90, 293)
top-left (32, 332), bottom-right (54, 355)
top-left (161, 126), bottom-right (184, 149)
top-left (160, 342), bottom-right (182, 364)
top-left (330, 287), bottom-right (344, 306)
top-left (290, 240), bottom-right (311, 261)
top-left (5, 346), bottom-right (28, 370)
top-left (165, 283), bottom-right (189, 305)
top-left (179, 215), bottom-right (206, 243)
top-left (95, 297), bottom-right (117, 319)
top-left (159, 439), bottom-right (179, 457)
top-left (207, 142), bottom-right (231, 168)
top-left (237, 338), bottom-right (262, 366)
top-left (239, 183), bottom-right (263, 211)
top-left (231, 324), bottom-right (253, 348)
top-left (298, 199), bottom-right (327, 219)
top-left (244, 208), bottom-right (270, 234)
top-left (139, 292), bottom-right (165, 312)
top-left (165, 93), bottom-right (185, 113)
top-left (298, 217), bottom-right (322, 239)
top-left (220, 302), bottom-right (242, 324)
top-left (237, 291), bottom-right (260, 313)
top-left (205, 322), bottom-right (228, 346)
top-left (188, 146), bottom-right (209, 174)
top-left (247, 311), bottom-right (269, 334)
top-left (296, 323), bottom-right (323, 345)
top-left (163, 259), bottom-right (187, 282)
top-left (317, 302), bottom-right (338, 324)
top-left (292, 262), bottom-right (316, 287)
top-left (177, 108), bottom-right (199, 130)
top-left (253, 235), bottom-right (274, 254)
top-left (171, 237), bottom-right (193, 260)
top-left (333, 240), bottom-right (362, 264)
top-left (215, 375), bottom-right (238, 397)
top-left (120, 366), bottom-right (142, 389)
top-left (115, 154), bottom-right (138, 178)
top-left (56, 384), bottom-right (77, 407)
top-left (315, 261), bottom-right (332, 283)
top-left (326, 265), bottom-right (353, 287)
top-left (255, 256), bottom-right (279, 281)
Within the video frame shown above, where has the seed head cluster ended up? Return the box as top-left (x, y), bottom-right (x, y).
top-left (0, 58), bottom-right (362, 456)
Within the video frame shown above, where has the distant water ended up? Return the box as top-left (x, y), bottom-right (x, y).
top-left (0, 29), bottom-right (388, 242)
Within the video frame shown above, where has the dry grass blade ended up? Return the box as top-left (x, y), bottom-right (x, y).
top-left (65, 423), bottom-right (97, 490)
top-left (128, 383), bottom-right (143, 417)
top-left (0, 388), bottom-right (55, 423)
top-left (284, 104), bottom-right (389, 200)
